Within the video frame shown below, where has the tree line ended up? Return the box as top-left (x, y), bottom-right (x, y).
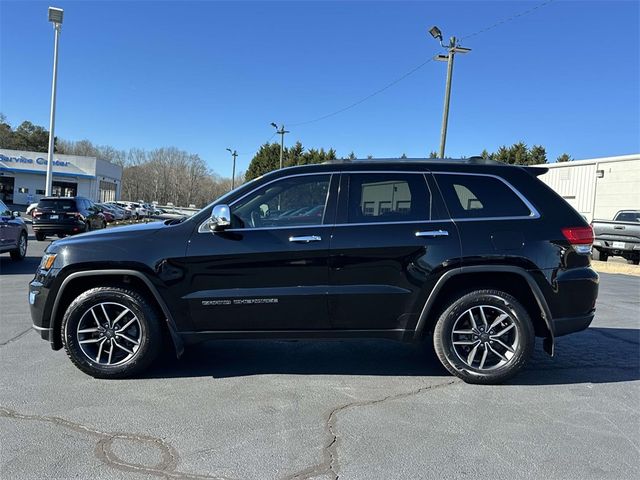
top-left (1, 114), bottom-right (575, 206)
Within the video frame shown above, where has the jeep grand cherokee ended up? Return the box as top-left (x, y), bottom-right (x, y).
top-left (29, 158), bottom-right (598, 384)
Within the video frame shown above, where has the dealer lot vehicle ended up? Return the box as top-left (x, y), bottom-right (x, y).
top-left (96, 203), bottom-right (124, 222)
top-left (32, 197), bottom-right (107, 240)
top-left (30, 159), bottom-right (598, 383)
top-left (0, 200), bottom-right (28, 260)
top-left (592, 210), bottom-right (640, 264)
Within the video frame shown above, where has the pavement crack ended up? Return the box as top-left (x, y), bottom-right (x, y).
top-left (0, 328), bottom-right (33, 347)
top-left (0, 406), bottom-right (236, 480)
top-left (281, 379), bottom-right (458, 480)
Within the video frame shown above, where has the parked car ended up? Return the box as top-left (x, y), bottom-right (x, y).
top-left (32, 196), bottom-right (107, 240)
top-left (105, 202), bottom-right (132, 220)
top-left (26, 202), bottom-right (39, 216)
top-left (30, 158), bottom-right (598, 383)
top-left (592, 210), bottom-right (640, 264)
top-left (0, 200), bottom-right (28, 260)
top-left (96, 203), bottom-right (123, 222)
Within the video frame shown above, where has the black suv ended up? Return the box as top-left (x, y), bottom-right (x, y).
top-left (32, 196), bottom-right (107, 240)
top-left (29, 159), bottom-right (598, 383)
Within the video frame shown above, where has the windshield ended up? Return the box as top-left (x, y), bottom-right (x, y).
top-left (37, 199), bottom-right (76, 211)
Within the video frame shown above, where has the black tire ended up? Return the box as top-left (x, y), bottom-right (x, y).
top-left (35, 231), bottom-right (46, 241)
top-left (102, 220), bottom-right (107, 229)
top-left (61, 287), bottom-right (162, 379)
top-left (433, 289), bottom-right (535, 385)
top-left (9, 232), bottom-right (27, 261)
top-left (57, 233), bottom-right (66, 239)
top-left (593, 249), bottom-right (608, 262)
top-left (628, 258), bottom-right (640, 266)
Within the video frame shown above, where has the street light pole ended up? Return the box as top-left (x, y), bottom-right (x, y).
top-left (226, 148), bottom-right (238, 190)
top-left (429, 27), bottom-right (471, 159)
top-left (46, 7), bottom-right (64, 197)
top-left (271, 123), bottom-right (290, 169)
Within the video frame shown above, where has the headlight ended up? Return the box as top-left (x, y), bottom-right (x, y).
top-left (39, 253), bottom-right (57, 271)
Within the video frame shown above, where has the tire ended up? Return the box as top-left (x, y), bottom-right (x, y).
top-left (9, 232), bottom-right (27, 261)
top-left (628, 258), bottom-right (640, 266)
top-left (57, 233), bottom-right (66, 239)
top-left (433, 289), bottom-right (535, 385)
top-left (102, 220), bottom-right (107, 229)
top-left (593, 249), bottom-right (608, 262)
top-left (61, 287), bottom-right (162, 379)
top-left (35, 232), bottom-right (46, 241)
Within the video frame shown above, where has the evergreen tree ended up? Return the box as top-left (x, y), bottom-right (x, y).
top-left (556, 153), bottom-right (572, 163)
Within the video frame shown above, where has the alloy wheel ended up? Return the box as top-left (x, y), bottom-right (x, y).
top-left (19, 234), bottom-right (27, 256)
top-left (76, 302), bottom-right (142, 366)
top-left (450, 305), bottom-right (519, 371)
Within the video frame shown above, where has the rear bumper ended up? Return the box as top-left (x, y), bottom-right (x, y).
top-left (552, 310), bottom-right (595, 336)
top-left (33, 222), bottom-right (84, 234)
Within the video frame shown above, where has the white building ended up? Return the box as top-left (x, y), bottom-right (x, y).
top-left (0, 149), bottom-right (122, 206)
top-left (535, 154), bottom-right (640, 222)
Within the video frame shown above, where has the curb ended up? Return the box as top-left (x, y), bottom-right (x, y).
top-left (592, 261), bottom-right (640, 276)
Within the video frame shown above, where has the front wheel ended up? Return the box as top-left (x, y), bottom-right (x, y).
top-left (61, 287), bottom-right (162, 378)
top-left (433, 289), bottom-right (534, 385)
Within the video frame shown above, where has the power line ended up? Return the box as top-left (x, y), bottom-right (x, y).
top-left (289, 0), bottom-right (555, 128)
top-left (460, 0), bottom-right (555, 41)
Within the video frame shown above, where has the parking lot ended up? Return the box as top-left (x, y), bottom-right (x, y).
top-left (1, 228), bottom-right (639, 480)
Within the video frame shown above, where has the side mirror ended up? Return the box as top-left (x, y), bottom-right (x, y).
top-left (210, 204), bottom-right (231, 231)
top-left (12, 211), bottom-right (21, 217)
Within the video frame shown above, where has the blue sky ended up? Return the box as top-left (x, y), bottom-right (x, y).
top-left (1, 0), bottom-right (639, 177)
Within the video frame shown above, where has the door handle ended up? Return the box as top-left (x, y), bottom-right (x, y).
top-left (289, 235), bottom-right (322, 243)
top-left (415, 230), bottom-right (449, 238)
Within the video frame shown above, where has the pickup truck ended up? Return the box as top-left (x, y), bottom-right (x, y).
top-left (592, 210), bottom-right (640, 264)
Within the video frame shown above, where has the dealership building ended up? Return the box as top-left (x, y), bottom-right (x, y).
top-left (0, 148), bottom-right (122, 206)
top-left (534, 153), bottom-right (640, 222)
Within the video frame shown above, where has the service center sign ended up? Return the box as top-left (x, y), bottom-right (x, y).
top-left (0, 153), bottom-right (72, 168)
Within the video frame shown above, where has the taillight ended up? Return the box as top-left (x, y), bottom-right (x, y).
top-left (66, 212), bottom-right (83, 219)
top-left (562, 226), bottom-right (594, 254)
top-left (32, 210), bottom-right (41, 218)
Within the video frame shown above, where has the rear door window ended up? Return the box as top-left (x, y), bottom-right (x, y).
top-left (346, 173), bottom-right (432, 223)
top-left (435, 173), bottom-right (533, 219)
top-left (37, 199), bottom-right (77, 211)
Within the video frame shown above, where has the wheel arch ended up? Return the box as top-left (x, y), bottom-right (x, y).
top-left (49, 269), bottom-right (183, 356)
top-left (414, 266), bottom-right (555, 355)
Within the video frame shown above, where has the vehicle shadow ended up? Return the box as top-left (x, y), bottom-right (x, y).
top-left (0, 254), bottom-right (41, 275)
top-left (145, 327), bottom-right (639, 385)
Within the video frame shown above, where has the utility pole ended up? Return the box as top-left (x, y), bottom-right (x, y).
top-left (46, 7), bottom-right (64, 196)
top-left (429, 26), bottom-right (471, 158)
top-left (271, 123), bottom-right (290, 169)
top-left (226, 148), bottom-right (238, 190)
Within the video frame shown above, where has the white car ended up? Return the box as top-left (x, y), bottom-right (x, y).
top-left (26, 202), bottom-right (39, 216)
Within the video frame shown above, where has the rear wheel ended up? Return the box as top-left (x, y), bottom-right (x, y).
top-left (35, 232), bottom-right (46, 241)
top-left (57, 233), bottom-right (66, 239)
top-left (433, 289), bottom-right (535, 384)
top-left (61, 287), bottom-right (162, 378)
top-left (593, 249), bottom-right (608, 262)
top-left (9, 232), bottom-right (27, 260)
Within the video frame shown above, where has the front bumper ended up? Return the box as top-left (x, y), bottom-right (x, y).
top-left (29, 278), bottom-right (57, 346)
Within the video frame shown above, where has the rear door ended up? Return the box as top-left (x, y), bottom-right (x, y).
top-left (328, 171), bottom-right (461, 332)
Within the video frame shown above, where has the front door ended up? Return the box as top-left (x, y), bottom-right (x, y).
top-left (328, 171), bottom-right (461, 332)
top-left (184, 173), bottom-right (338, 331)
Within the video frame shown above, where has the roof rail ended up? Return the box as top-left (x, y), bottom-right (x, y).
top-left (323, 156), bottom-right (504, 165)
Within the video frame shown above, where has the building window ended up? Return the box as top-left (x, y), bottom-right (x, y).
top-left (36, 189), bottom-right (45, 195)
top-left (18, 187), bottom-right (29, 194)
top-left (99, 181), bottom-right (117, 202)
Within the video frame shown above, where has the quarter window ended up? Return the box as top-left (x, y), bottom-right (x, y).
top-left (232, 174), bottom-right (331, 229)
top-left (347, 173), bottom-right (431, 223)
top-left (436, 174), bottom-right (533, 219)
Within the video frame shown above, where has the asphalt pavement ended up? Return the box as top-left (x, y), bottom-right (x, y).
top-left (1, 229), bottom-right (639, 480)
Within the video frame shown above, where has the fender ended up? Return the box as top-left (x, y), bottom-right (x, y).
top-left (413, 265), bottom-right (555, 355)
top-left (50, 269), bottom-right (184, 356)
